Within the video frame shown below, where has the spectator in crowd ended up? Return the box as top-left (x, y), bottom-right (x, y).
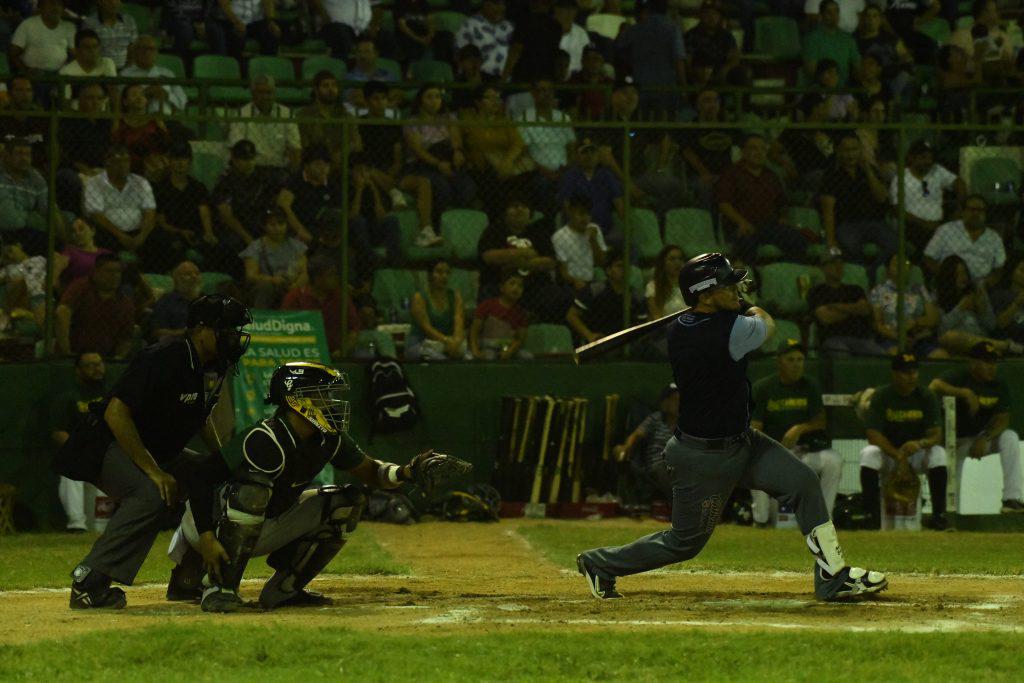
top-left (856, 95), bottom-right (897, 181)
top-left (241, 206), bottom-right (307, 308)
top-left (613, 383), bottom-right (678, 504)
top-left (348, 166), bottom-right (402, 273)
top-left (859, 352), bottom-right (950, 530)
top-left (479, 194), bottom-right (559, 316)
top-left (149, 259), bottom-right (202, 341)
top-left (214, 0), bottom-right (280, 60)
top-left (56, 83), bottom-right (110, 212)
top-left (0, 237), bottom-right (53, 328)
top-left (567, 46), bottom-right (613, 120)
top-left (9, 0), bottom-right (74, 75)
top-left (0, 137), bottom-right (56, 255)
top-left (885, 0), bottom-right (941, 64)
top-left (83, 144), bottom-right (156, 257)
top-left (281, 252), bottom-right (360, 358)
top-left (352, 80), bottom-right (437, 249)
top-left (717, 134), bottom-right (808, 261)
top-left (870, 253), bottom-right (947, 358)
top-left (553, 194), bottom-right (608, 292)
top-left (111, 83), bottom-right (170, 176)
top-left (313, 0), bottom-right (391, 59)
top-left (936, 44), bottom-right (981, 123)
top-left (503, 0), bottom-right (562, 84)
top-left (61, 218), bottom-right (111, 287)
top-left (924, 195), bottom-right (1004, 286)
top-left (806, 0), bottom-right (865, 33)
top-left (297, 70), bottom-right (348, 165)
top-left (455, 0), bottom-right (514, 78)
top-left (0, 76), bottom-right (46, 160)
top-left (949, 0), bottom-right (1014, 80)
top-left (557, 137), bottom-right (623, 237)
top-left (646, 244), bottom-right (685, 320)
top-left (346, 37), bottom-right (402, 109)
top-left (992, 256), bottom-right (1024, 343)
top-left (470, 269), bottom-right (530, 360)
top-left (929, 341), bottom-right (1024, 513)
top-left (615, 0), bottom-right (686, 117)
top-left (58, 29), bottom-right (117, 103)
top-left (55, 252), bottom-right (135, 358)
top-left (855, 2), bottom-right (913, 99)
top-left (153, 142), bottom-right (214, 269)
top-left (555, 0), bottom-right (590, 75)
top-left (809, 252), bottom-right (886, 356)
top-left (462, 83), bottom-right (535, 216)
top-left (934, 255), bottom-right (1020, 356)
top-left (404, 84), bottom-right (475, 233)
top-left (681, 89), bottom-right (736, 210)
top-left (120, 35), bottom-right (188, 115)
top-left (162, 0), bottom-right (227, 58)
top-left (83, 0), bottom-right (138, 69)
top-left (407, 258), bottom-right (468, 361)
top-left (819, 133), bottom-right (892, 263)
top-left (228, 74), bottom-right (301, 180)
top-left (277, 144), bottom-right (342, 243)
top-left (775, 93), bottom-right (836, 194)
top-left (566, 247), bottom-right (644, 343)
top-left (750, 339), bottom-right (842, 525)
top-left (685, 0), bottom-right (743, 86)
top-left (395, 0), bottom-right (434, 63)
top-left (890, 140), bottom-right (966, 253)
top-left (802, 0), bottom-right (860, 86)
top-left (850, 54), bottom-right (892, 112)
top-left (211, 140), bottom-right (273, 274)
top-left (517, 79), bottom-right (576, 200)
top-left (450, 43), bottom-right (496, 114)
top-left (814, 58), bottom-right (858, 121)
top-left (50, 350), bottom-right (107, 533)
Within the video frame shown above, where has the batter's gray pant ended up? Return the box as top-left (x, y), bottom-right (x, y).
top-left (80, 443), bottom-right (183, 585)
top-left (582, 429), bottom-right (830, 579)
top-left (752, 448), bottom-right (843, 524)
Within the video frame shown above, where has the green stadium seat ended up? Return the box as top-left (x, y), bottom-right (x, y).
top-left (377, 58), bottom-right (402, 81)
top-left (841, 263), bottom-right (870, 291)
top-left (193, 55), bottom-right (249, 104)
top-left (753, 17), bottom-right (801, 60)
top-left (440, 209), bottom-right (489, 260)
top-left (623, 208), bottom-right (662, 262)
top-left (394, 209), bottom-right (453, 261)
top-left (431, 11), bottom-right (468, 34)
top-left (372, 269), bottom-right (419, 322)
top-left (409, 59), bottom-right (454, 83)
top-left (956, 16), bottom-right (974, 30)
top-left (122, 3), bottom-right (156, 34)
top-left (758, 262), bottom-right (815, 317)
top-left (664, 208), bottom-right (721, 256)
top-left (771, 319), bottom-right (802, 352)
top-left (524, 324), bottom-right (574, 356)
top-left (448, 268), bottom-right (479, 312)
top-left (248, 56), bottom-right (305, 103)
top-left (969, 157), bottom-right (1022, 206)
top-left (302, 55), bottom-right (347, 81)
top-left (917, 18), bottom-right (951, 45)
top-left (192, 151), bottom-right (226, 191)
top-left (142, 273), bottom-right (172, 299)
top-left (155, 53), bottom-right (186, 79)
top-left (786, 207), bottom-right (822, 235)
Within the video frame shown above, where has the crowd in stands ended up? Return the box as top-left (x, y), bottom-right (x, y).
top-left (2, 0), bottom-right (1024, 363)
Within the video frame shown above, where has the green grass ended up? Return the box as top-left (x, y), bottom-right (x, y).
top-left (518, 523), bottom-right (1024, 575)
top-left (0, 526), bottom-right (407, 591)
top-left (1, 625), bottom-right (1022, 681)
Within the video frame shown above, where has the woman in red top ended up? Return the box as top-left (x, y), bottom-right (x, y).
top-left (111, 84), bottom-right (170, 175)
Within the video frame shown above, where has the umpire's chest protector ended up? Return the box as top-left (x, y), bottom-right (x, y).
top-left (668, 311), bottom-right (752, 439)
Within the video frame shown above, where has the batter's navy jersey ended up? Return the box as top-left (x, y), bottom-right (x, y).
top-left (668, 310), bottom-right (768, 438)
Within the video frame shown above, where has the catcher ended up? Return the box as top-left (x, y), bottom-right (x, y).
top-left (166, 361), bottom-right (470, 612)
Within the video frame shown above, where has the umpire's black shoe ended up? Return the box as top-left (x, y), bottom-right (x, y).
top-left (577, 554), bottom-right (622, 600)
top-left (70, 585), bottom-right (127, 610)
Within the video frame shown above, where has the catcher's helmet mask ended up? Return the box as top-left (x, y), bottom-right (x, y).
top-left (679, 253), bottom-right (749, 306)
top-left (267, 361), bottom-right (351, 435)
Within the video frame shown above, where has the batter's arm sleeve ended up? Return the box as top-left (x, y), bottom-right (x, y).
top-left (728, 315), bottom-right (769, 360)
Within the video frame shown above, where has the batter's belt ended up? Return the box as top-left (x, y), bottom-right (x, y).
top-left (673, 428), bottom-right (751, 450)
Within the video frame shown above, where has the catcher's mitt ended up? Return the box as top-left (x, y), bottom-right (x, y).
top-left (408, 450), bottom-right (473, 494)
top-left (883, 459), bottom-right (920, 505)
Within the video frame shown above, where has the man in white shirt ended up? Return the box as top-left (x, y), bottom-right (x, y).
top-left (455, 0), bottom-right (515, 77)
top-left (83, 144), bottom-right (156, 254)
top-left (228, 74), bottom-right (301, 178)
top-left (9, 0), bottom-right (75, 73)
top-left (119, 35), bottom-right (188, 115)
top-left (552, 194), bottom-right (609, 292)
top-left (555, 0), bottom-right (591, 74)
top-left (889, 140), bottom-right (966, 252)
top-left (517, 79), bottom-right (575, 206)
top-left (805, 0), bottom-right (865, 34)
top-left (924, 195), bottom-right (1005, 287)
top-left (59, 29), bottom-right (118, 103)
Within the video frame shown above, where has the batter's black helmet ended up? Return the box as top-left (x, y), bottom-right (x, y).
top-left (186, 295), bottom-right (252, 370)
top-left (678, 253), bottom-right (747, 306)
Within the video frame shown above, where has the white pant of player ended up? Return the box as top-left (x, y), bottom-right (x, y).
top-left (956, 429), bottom-right (1023, 502)
top-left (751, 449), bottom-right (842, 524)
top-left (58, 476), bottom-right (87, 530)
top-left (859, 444), bottom-right (948, 475)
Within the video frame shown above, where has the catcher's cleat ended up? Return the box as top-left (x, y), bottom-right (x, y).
top-left (1001, 499), bottom-right (1024, 513)
top-left (274, 589), bottom-right (334, 608)
top-left (201, 586), bottom-right (243, 613)
top-left (70, 584), bottom-right (126, 610)
top-left (577, 554), bottom-right (622, 600)
top-left (817, 566), bottom-right (888, 602)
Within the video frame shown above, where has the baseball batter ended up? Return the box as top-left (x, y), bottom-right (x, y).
top-left (577, 253), bottom-right (887, 601)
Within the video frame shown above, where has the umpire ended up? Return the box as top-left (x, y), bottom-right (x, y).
top-left (577, 253), bottom-right (887, 601)
top-left (55, 295), bottom-right (252, 609)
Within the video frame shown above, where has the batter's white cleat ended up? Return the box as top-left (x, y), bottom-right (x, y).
top-left (818, 566), bottom-right (888, 602)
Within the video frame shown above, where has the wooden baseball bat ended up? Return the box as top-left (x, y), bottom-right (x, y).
top-left (516, 396), bottom-right (537, 464)
top-left (530, 397), bottom-right (557, 504)
top-left (548, 399), bottom-right (575, 504)
top-left (571, 398), bottom-right (589, 503)
top-left (574, 308), bottom-right (688, 365)
top-left (508, 397), bottom-right (522, 463)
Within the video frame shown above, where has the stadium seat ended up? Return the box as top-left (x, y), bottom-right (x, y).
top-left (917, 18), bottom-right (951, 45)
top-left (753, 17), bottom-right (801, 60)
top-left (447, 268), bottom-right (479, 312)
top-left (586, 14), bottom-right (629, 40)
top-left (969, 157), bottom-right (1022, 206)
top-left (142, 273), bottom-right (172, 298)
top-left (758, 262), bottom-right (815, 317)
top-left (786, 207), bottom-right (822, 235)
top-left (302, 55), bottom-right (347, 81)
top-left (524, 324), bottom-right (574, 356)
top-left (771, 319), bottom-right (802, 352)
top-left (874, 263), bottom-right (924, 287)
top-left (377, 58), bottom-right (402, 81)
top-left (624, 208), bottom-right (662, 262)
top-left (372, 269), bottom-right (419, 322)
top-left (248, 56), bottom-right (305, 103)
top-left (664, 208), bottom-right (721, 256)
top-left (841, 263), bottom-right (870, 291)
top-left (440, 209), bottom-right (489, 260)
top-left (155, 53), bottom-right (186, 79)
top-left (409, 59), bottom-right (454, 83)
top-left (956, 16), bottom-right (974, 30)
top-left (193, 55), bottom-right (248, 104)
top-left (431, 11), bottom-right (468, 34)
top-left (122, 3), bottom-right (156, 34)
top-left (192, 151), bottom-right (226, 191)
top-left (394, 209), bottom-right (453, 261)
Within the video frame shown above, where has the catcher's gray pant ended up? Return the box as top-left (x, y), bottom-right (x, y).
top-left (752, 449), bottom-right (842, 524)
top-left (581, 429), bottom-right (830, 579)
top-left (956, 430), bottom-right (1023, 502)
top-left (860, 445), bottom-right (947, 475)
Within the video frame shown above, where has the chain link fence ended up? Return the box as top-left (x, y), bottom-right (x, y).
top-left (1, 70), bottom-right (1023, 364)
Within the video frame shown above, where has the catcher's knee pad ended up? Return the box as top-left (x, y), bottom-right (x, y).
top-left (859, 445), bottom-right (884, 470)
top-left (318, 484), bottom-right (365, 536)
top-left (217, 474), bottom-right (273, 591)
top-left (225, 475), bottom-right (273, 524)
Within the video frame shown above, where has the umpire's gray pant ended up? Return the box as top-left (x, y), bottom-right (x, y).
top-left (582, 429), bottom-right (830, 579)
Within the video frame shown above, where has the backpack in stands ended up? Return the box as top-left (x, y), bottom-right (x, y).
top-left (369, 358), bottom-right (419, 433)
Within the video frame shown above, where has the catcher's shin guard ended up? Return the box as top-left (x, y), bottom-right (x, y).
top-left (216, 475), bottom-right (273, 591)
top-left (259, 485), bottom-right (364, 609)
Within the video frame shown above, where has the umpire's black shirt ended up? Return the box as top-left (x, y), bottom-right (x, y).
top-left (668, 310), bottom-right (768, 438)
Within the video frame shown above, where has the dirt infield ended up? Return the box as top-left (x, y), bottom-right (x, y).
top-left (1, 520), bottom-right (1021, 644)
